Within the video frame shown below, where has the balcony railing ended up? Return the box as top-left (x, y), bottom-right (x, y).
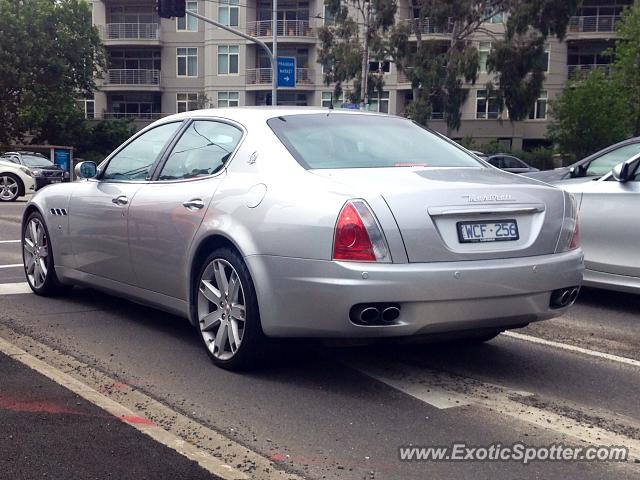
top-left (568, 15), bottom-right (620, 34)
top-left (101, 23), bottom-right (159, 40)
top-left (402, 18), bottom-right (453, 36)
top-left (246, 67), bottom-right (314, 85)
top-left (105, 69), bottom-right (161, 85)
top-left (567, 64), bottom-right (611, 79)
top-left (102, 112), bottom-right (165, 120)
top-left (247, 20), bottom-right (314, 38)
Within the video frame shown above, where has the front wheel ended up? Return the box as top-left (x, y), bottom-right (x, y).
top-left (194, 248), bottom-right (266, 370)
top-left (22, 212), bottom-right (71, 296)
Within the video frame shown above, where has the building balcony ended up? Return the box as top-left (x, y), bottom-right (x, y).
top-left (100, 23), bottom-right (160, 44)
top-left (102, 69), bottom-right (161, 90)
top-left (567, 15), bottom-right (621, 38)
top-left (401, 18), bottom-right (453, 37)
top-left (246, 67), bottom-right (315, 88)
top-left (567, 63), bottom-right (611, 79)
top-left (246, 20), bottom-right (316, 42)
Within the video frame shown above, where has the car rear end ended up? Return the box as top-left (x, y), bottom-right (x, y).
top-left (249, 112), bottom-right (583, 338)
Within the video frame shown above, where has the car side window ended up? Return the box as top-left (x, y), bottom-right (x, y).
top-left (503, 156), bottom-right (523, 169)
top-left (586, 143), bottom-right (640, 177)
top-left (102, 122), bottom-right (181, 181)
top-left (488, 157), bottom-right (501, 167)
top-left (157, 121), bottom-right (243, 181)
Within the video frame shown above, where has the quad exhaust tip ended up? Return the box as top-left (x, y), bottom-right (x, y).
top-left (350, 303), bottom-right (401, 326)
top-left (550, 287), bottom-right (581, 309)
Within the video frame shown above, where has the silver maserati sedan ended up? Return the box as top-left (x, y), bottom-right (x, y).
top-left (21, 108), bottom-right (583, 369)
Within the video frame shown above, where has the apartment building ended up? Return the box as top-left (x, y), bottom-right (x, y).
top-left (86, 0), bottom-right (631, 149)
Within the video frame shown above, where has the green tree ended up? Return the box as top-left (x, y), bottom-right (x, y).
top-left (76, 119), bottom-right (137, 163)
top-left (610, 1), bottom-right (640, 135)
top-left (319, 0), bottom-right (396, 105)
top-left (547, 71), bottom-right (633, 159)
top-left (0, 0), bottom-right (105, 145)
top-left (387, 0), bottom-right (580, 131)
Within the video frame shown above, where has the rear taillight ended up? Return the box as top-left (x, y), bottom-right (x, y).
top-left (333, 200), bottom-right (389, 262)
top-left (569, 214), bottom-right (580, 250)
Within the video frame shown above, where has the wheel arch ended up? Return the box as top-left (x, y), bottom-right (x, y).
top-left (187, 233), bottom-right (248, 327)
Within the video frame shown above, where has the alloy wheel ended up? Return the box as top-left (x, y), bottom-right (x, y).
top-left (23, 218), bottom-right (49, 289)
top-left (198, 258), bottom-right (246, 361)
top-left (0, 176), bottom-right (19, 201)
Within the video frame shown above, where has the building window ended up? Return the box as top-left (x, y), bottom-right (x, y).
top-left (177, 1), bottom-right (198, 31)
top-left (323, 6), bottom-right (335, 25)
top-left (321, 91), bottom-right (344, 108)
top-left (217, 91), bottom-right (240, 107)
top-left (479, 41), bottom-right (491, 73)
top-left (369, 60), bottom-right (390, 74)
top-left (218, 45), bottom-right (239, 75)
top-left (218, 0), bottom-right (239, 27)
top-left (177, 47), bottom-right (198, 77)
top-left (476, 89), bottom-right (500, 119)
top-left (529, 90), bottom-right (548, 120)
top-left (541, 44), bottom-right (550, 73)
top-left (368, 92), bottom-right (389, 113)
top-left (485, 7), bottom-right (504, 24)
top-left (77, 96), bottom-right (95, 119)
top-left (177, 93), bottom-right (199, 113)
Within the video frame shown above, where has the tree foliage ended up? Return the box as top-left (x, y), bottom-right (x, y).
top-left (76, 120), bottom-right (137, 163)
top-left (319, 0), bottom-right (580, 130)
top-left (547, 71), bottom-right (633, 159)
top-left (610, 1), bottom-right (640, 136)
top-left (0, 0), bottom-right (105, 145)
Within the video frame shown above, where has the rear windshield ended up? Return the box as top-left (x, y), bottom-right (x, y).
top-left (267, 114), bottom-right (482, 169)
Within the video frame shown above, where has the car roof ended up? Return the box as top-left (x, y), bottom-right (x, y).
top-left (149, 106), bottom-right (392, 129)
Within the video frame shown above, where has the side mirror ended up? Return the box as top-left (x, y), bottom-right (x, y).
top-left (570, 164), bottom-right (586, 178)
top-left (75, 161), bottom-right (98, 179)
top-left (611, 162), bottom-right (630, 182)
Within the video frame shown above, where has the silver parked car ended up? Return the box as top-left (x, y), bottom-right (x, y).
top-left (556, 153), bottom-right (640, 294)
top-left (22, 108), bottom-right (583, 369)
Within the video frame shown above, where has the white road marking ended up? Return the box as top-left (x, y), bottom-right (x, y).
top-left (0, 239), bottom-right (20, 244)
top-left (0, 264), bottom-right (22, 269)
top-left (503, 331), bottom-right (640, 368)
top-left (352, 359), bottom-right (640, 460)
top-left (0, 282), bottom-right (31, 295)
top-left (0, 327), bottom-right (302, 480)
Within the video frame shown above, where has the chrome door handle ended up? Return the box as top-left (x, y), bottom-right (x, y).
top-left (183, 199), bottom-right (205, 210)
top-left (112, 195), bottom-right (129, 206)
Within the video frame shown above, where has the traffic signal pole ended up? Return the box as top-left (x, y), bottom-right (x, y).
top-left (185, 10), bottom-right (278, 106)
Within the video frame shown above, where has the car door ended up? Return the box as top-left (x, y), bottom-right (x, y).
top-left (69, 122), bottom-right (183, 284)
top-left (578, 164), bottom-right (640, 277)
top-left (128, 119), bottom-right (244, 299)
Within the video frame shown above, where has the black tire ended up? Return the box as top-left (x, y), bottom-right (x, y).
top-left (0, 173), bottom-right (23, 202)
top-left (193, 247), bottom-right (266, 370)
top-left (22, 211), bottom-right (72, 296)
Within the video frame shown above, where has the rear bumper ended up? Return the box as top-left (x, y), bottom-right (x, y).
top-left (246, 249), bottom-right (584, 338)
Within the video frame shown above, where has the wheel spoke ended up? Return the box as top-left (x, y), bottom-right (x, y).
top-left (23, 238), bottom-right (35, 254)
top-left (227, 272), bottom-right (240, 303)
top-left (36, 223), bottom-right (45, 245)
top-left (214, 322), bottom-right (228, 353)
top-left (200, 310), bottom-right (222, 332)
top-left (229, 319), bottom-right (241, 352)
top-left (213, 261), bottom-right (229, 297)
top-left (25, 255), bottom-right (35, 274)
top-left (39, 258), bottom-right (48, 278)
top-left (33, 259), bottom-right (41, 286)
top-left (200, 279), bottom-right (221, 303)
top-left (230, 303), bottom-right (245, 321)
top-left (29, 221), bottom-right (38, 244)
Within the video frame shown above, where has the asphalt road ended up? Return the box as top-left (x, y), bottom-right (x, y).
top-left (0, 198), bottom-right (639, 480)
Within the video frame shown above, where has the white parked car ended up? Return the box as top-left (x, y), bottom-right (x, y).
top-left (0, 157), bottom-right (35, 202)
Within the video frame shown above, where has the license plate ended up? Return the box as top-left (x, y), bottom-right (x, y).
top-left (457, 219), bottom-right (519, 243)
top-left (49, 179), bottom-right (62, 183)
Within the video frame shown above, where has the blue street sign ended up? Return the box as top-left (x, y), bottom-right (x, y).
top-left (277, 57), bottom-right (296, 88)
top-left (341, 103), bottom-right (360, 110)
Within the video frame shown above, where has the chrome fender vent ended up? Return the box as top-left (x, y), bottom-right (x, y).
top-left (50, 208), bottom-right (67, 216)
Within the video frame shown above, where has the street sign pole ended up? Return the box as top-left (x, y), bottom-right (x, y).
top-left (185, 10), bottom-right (277, 106)
top-left (272, 0), bottom-right (278, 106)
